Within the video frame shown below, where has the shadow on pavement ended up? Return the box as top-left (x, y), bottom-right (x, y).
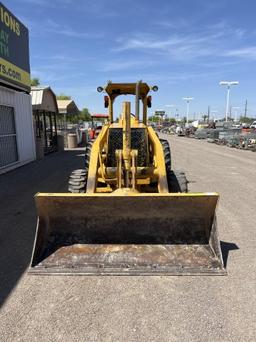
top-left (0, 150), bottom-right (239, 307)
top-left (0, 150), bottom-right (83, 307)
top-left (220, 241), bottom-right (239, 268)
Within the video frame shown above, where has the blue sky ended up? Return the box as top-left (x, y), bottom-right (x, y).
top-left (6, 0), bottom-right (256, 119)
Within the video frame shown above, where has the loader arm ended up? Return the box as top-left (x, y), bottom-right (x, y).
top-left (147, 126), bottom-right (169, 193)
top-left (86, 125), bottom-right (109, 193)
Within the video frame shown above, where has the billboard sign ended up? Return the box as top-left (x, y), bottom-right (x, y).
top-left (155, 111), bottom-right (165, 116)
top-left (0, 3), bottom-right (30, 91)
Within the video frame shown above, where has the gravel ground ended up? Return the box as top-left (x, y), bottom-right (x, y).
top-left (0, 137), bottom-right (255, 342)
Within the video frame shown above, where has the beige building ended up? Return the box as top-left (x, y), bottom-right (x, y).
top-left (31, 86), bottom-right (58, 154)
top-left (57, 100), bottom-right (79, 117)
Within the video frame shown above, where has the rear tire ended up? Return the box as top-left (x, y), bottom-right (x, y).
top-left (68, 142), bottom-right (93, 193)
top-left (167, 170), bottom-right (188, 193)
top-left (160, 139), bottom-right (171, 169)
top-left (160, 139), bottom-right (188, 193)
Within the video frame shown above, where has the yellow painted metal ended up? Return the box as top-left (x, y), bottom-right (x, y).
top-left (112, 118), bottom-right (144, 129)
top-left (109, 97), bottom-right (113, 123)
top-left (86, 125), bottom-right (109, 193)
top-left (95, 187), bottom-right (113, 193)
top-left (131, 150), bottom-right (137, 190)
top-left (116, 150), bottom-right (122, 188)
top-left (104, 82), bottom-right (151, 124)
top-left (35, 192), bottom-right (219, 198)
top-left (143, 96), bottom-right (147, 125)
top-left (122, 102), bottom-right (132, 186)
top-left (147, 126), bottom-right (169, 193)
top-left (105, 82), bottom-right (150, 98)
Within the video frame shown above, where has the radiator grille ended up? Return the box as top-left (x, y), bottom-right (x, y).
top-left (107, 128), bottom-right (147, 167)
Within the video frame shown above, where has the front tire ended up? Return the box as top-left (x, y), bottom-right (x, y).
top-left (160, 139), bottom-right (188, 193)
top-left (167, 170), bottom-right (188, 193)
top-left (68, 142), bottom-right (92, 193)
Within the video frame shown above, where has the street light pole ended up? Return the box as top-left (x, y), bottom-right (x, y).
top-left (244, 99), bottom-right (248, 117)
top-left (175, 108), bottom-right (179, 121)
top-left (186, 101), bottom-right (189, 123)
top-left (219, 81), bottom-right (239, 122)
top-left (182, 97), bottom-right (194, 124)
top-left (226, 86), bottom-right (230, 121)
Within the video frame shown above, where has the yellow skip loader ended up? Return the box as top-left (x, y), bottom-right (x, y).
top-left (30, 81), bottom-right (225, 275)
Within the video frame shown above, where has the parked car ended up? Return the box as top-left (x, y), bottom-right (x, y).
top-left (250, 121), bottom-right (256, 129)
top-left (242, 123), bottom-right (251, 129)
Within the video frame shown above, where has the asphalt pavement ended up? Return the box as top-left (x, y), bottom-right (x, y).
top-left (0, 136), bottom-right (255, 342)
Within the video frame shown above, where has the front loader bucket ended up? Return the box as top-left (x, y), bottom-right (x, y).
top-left (29, 193), bottom-right (226, 275)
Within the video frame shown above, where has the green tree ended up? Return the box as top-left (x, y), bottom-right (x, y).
top-left (148, 115), bottom-right (160, 123)
top-left (66, 108), bottom-right (91, 124)
top-left (57, 94), bottom-right (71, 100)
top-left (221, 116), bottom-right (233, 121)
top-left (31, 77), bottom-right (40, 86)
top-left (79, 107), bottom-right (91, 121)
top-left (239, 116), bottom-right (255, 124)
top-left (168, 117), bottom-right (176, 125)
top-left (202, 114), bottom-right (208, 122)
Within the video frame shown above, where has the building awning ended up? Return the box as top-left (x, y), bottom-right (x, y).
top-left (57, 100), bottom-right (79, 115)
top-left (91, 114), bottom-right (109, 119)
top-left (31, 86), bottom-right (58, 113)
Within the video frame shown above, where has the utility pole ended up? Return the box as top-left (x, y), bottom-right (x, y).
top-left (244, 99), bottom-right (247, 117)
top-left (175, 108), bottom-right (179, 121)
top-left (207, 106), bottom-right (210, 123)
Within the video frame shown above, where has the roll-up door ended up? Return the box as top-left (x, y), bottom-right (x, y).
top-left (0, 105), bottom-right (18, 168)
